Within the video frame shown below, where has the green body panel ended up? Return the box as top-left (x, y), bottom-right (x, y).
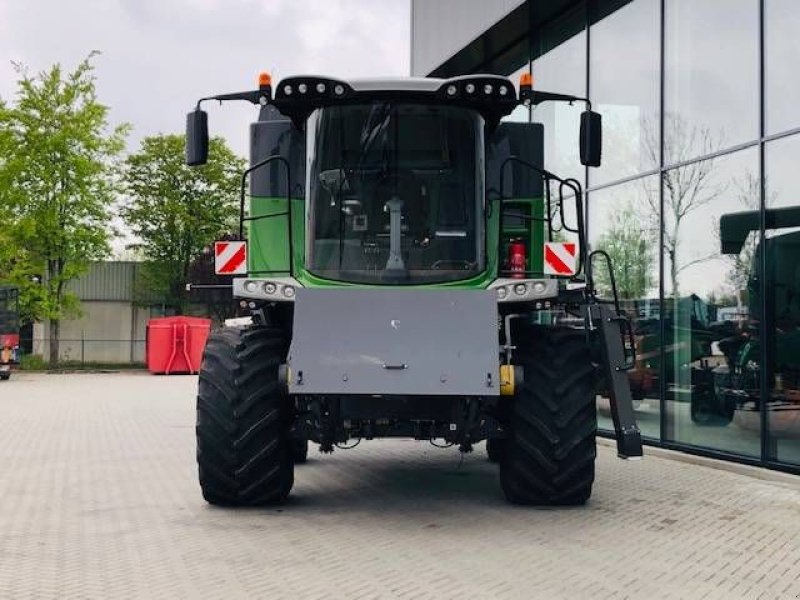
top-left (247, 194), bottom-right (546, 288)
top-left (247, 196), bottom-right (292, 275)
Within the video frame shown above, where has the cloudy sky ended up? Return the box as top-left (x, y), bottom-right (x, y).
top-left (0, 0), bottom-right (410, 157)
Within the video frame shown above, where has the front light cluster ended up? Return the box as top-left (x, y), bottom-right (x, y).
top-left (239, 278), bottom-right (298, 302)
top-left (276, 77), bottom-right (349, 100)
top-left (440, 76), bottom-right (515, 101)
top-left (490, 278), bottom-right (557, 304)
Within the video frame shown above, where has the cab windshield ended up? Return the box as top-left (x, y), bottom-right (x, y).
top-left (306, 102), bottom-right (484, 283)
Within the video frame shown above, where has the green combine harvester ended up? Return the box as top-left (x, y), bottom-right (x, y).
top-left (709, 207), bottom-right (800, 431)
top-left (185, 72), bottom-right (642, 506)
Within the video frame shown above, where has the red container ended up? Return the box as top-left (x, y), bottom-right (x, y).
top-left (146, 316), bottom-right (211, 374)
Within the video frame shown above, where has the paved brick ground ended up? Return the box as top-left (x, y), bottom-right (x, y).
top-left (1, 373), bottom-right (799, 599)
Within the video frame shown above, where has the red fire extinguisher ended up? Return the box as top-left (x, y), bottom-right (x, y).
top-left (506, 239), bottom-right (527, 279)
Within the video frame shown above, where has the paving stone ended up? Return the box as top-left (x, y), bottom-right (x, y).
top-left (0, 373), bottom-right (798, 599)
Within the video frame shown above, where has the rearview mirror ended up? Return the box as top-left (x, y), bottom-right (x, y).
top-left (186, 109), bottom-right (209, 166)
top-left (579, 110), bottom-right (602, 167)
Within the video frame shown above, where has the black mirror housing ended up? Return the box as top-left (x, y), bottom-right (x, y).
top-left (580, 110), bottom-right (602, 167)
top-left (186, 109), bottom-right (209, 166)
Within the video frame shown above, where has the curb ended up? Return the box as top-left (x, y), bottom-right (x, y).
top-left (597, 437), bottom-right (800, 488)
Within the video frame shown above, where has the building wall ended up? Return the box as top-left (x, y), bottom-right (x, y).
top-left (29, 262), bottom-right (162, 364)
top-left (33, 301), bottom-right (149, 364)
top-left (410, 0), bottom-right (524, 76)
top-left (412, 0), bottom-right (800, 472)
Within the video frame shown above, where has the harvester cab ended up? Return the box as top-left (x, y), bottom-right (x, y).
top-left (713, 206), bottom-right (800, 427)
top-left (0, 286), bottom-right (20, 381)
top-left (186, 72), bottom-right (642, 507)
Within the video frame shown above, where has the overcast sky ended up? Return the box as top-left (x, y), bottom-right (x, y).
top-left (0, 0), bottom-right (410, 157)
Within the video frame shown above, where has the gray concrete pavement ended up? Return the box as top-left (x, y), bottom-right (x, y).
top-left (0, 372), bottom-right (799, 599)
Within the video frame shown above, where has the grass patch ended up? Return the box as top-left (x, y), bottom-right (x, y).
top-left (19, 354), bottom-right (145, 372)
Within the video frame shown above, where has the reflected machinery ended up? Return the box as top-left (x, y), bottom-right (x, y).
top-left (710, 207), bottom-right (800, 434)
top-left (0, 286), bottom-right (20, 381)
top-left (185, 72), bottom-right (642, 507)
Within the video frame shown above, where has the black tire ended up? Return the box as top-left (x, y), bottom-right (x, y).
top-left (0, 372), bottom-right (10, 381)
top-left (690, 389), bottom-right (734, 426)
top-left (196, 327), bottom-right (294, 506)
top-left (292, 439), bottom-right (309, 463)
top-left (486, 438), bottom-right (506, 463)
top-left (500, 324), bottom-right (597, 506)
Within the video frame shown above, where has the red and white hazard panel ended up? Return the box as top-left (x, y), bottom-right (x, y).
top-left (543, 242), bottom-right (578, 276)
top-left (214, 241), bottom-right (247, 275)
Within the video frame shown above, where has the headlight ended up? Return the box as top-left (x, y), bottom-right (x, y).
top-left (496, 286), bottom-right (508, 300)
top-left (514, 283), bottom-right (527, 296)
top-left (263, 282), bottom-right (277, 295)
top-left (283, 84), bottom-right (292, 96)
top-left (316, 82), bottom-right (326, 93)
top-left (244, 280), bottom-right (258, 293)
top-left (446, 84), bottom-right (457, 96)
top-left (283, 286), bottom-right (295, 298)
top-left (298, 83), bottom-right (307, 94)
top-left (465, 83), bottom-right (475, 94)
top-left (532, 281), bottom-right (547, 294)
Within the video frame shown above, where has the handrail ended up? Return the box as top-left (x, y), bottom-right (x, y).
top-left (496, 156), bottom-right (587, 277)
top-left (238, 155), bottom-right (293, 275)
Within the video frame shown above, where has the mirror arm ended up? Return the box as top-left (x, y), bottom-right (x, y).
top-left (195, 89), bottom-right (270, 110)
top-left (519, 89), bottom-right (592, 110)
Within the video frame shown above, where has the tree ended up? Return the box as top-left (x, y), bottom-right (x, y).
top-left (641, 114), bottom-right (727, 296)
top-left (0, 53), bottom-right (129, 365)
top-left (593, 202), bottom-right (656, 300)
top-left (722, 171), bottom-right (763, 294)
top-left (121, 134), bottom-right (245, 314)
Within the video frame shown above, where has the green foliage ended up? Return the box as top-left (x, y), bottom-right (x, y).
top-left (121, 134), bottom-right (244, 314)
top-left (594, 203), bottom-right (656, 300)
top-left (0, 53), bottom-right (129, 363)
top-left (19, 352), bottom-right (47, 371)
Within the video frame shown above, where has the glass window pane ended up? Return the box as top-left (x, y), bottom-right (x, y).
top-left (532, 21), bottom-right (586, 185)
top-left (590, 0), bottom-right (660, 187)
top-left (664, 0), bottom-right (759, 165)
top-left (765, 134), bottom-right (800, 465)
top-left (664, 147), bottom-right (761, 457)
top-left (766, 0), bottom-right (800, 134)
top-left (589, 175), bottom-right (661, 439)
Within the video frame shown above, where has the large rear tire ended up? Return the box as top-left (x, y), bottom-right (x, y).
top-left (486, 438), bottom-right (506, 463)
top-left (292, 439), bottom-right (309, 463)
top-left (196, 327), bottom-right (294, 506)
top-left (500, 324), bottom-right (597, 506)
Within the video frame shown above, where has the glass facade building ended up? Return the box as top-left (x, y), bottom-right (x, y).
top-left (412, 0), bottom-right (800, 474)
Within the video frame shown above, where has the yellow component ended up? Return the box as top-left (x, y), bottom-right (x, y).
top-left (499, 364), bottom-right (515, 396)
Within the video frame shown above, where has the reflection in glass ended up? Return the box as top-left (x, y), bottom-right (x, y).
top-left (532, 29), bottom-right (586, 185)
top-left (589, 176), bottom-right (660, 439)
top-left (664, 148), bottom-right (761, 457)
top-left (766, 0), bottom-right (800, 134)
top-left (590, 0), bottom-right (660, 186)
top-left (664, 0), bottom-right (758, 164)
top-left (765, 135), bottom-right (800, 465)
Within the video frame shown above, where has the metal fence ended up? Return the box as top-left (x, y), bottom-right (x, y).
top-left (21, 338), bottom-right (147, 366)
